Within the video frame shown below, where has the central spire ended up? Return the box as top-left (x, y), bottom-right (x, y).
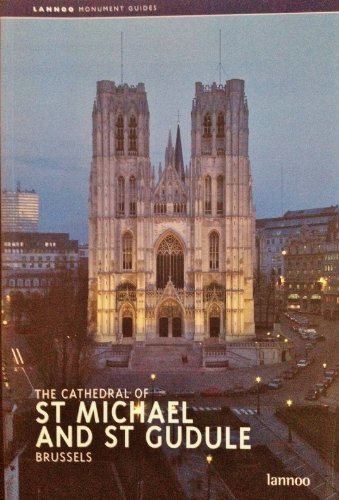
top-left (175, 124), bottom-right (185, 181)
top-left (165, 129), bottom-right (174, 168)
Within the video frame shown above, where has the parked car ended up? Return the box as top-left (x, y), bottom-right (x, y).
top-left (224, 386), bottom-right (246, 396)
top-left (322, 378), bottom-right (331, 388)
top-left (314, 383), bottom-right (326, 395)
top-left (297, 359), bottom-right (310, 368)
top-left (200, 387), bottom-right (224, 397)
top-left (149, 387), bottom-right (167, 396)
top-left (246, 383), bottom-right (269, 394)
top-left (172, 389), bottom-right (195, 398)
top-left (282, 370), bottom-right (294, 380)
top-left (325, 368), bottom-right (337, 378)
top-left (289, 365), bottom-right (299, 376)
top-left (268, 378), bottom-right (283, 390)
top-left (324, 373), bottom-right (335, 385)
top-left (305, 390), bottom-right (319, 401)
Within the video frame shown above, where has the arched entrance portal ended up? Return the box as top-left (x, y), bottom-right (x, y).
top-left (157, 300), bottom-right (183, 338)
top-left (209, 304), bottom-right (220, 338)
top-left (121, 305), bottom-right (134, 338)
top-left (156, 234), bottom-right (184, 289)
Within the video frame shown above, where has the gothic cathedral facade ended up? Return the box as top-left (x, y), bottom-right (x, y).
top-left (88, 79), bottom-right (255, 344)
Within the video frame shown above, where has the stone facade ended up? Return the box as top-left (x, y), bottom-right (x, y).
top-left (88, 79), bottom-right (255, 344)
top-left (284, 215), bottom-right (339, 317)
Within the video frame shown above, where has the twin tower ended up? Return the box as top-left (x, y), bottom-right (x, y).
top-left (88, 79), bottom-right (255, 344)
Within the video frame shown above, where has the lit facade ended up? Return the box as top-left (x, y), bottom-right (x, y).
top-left (284, 215), bottom-right (339, 316)
top-left (88, 79), bottom-right (255, 344)
top-left (1, 187), bottom-right (39, 233)
top-left (256, 206), bottom-right (339, 278)
top-left (2, 232), bottom-right (79, 298)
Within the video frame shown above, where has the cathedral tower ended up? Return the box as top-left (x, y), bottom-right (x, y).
top-left (88, 81), bottom-right (151, 342)
top-left (88, 78), bottom-right (255, 346)
top-left (190, 80), bottom-right (255, 341)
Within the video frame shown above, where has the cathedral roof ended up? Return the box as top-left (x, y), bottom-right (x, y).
top-left (154, 126), bottom-right (186, 202)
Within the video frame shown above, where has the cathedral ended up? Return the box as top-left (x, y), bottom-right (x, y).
top-left (88, 78), bottom-right (255, 346)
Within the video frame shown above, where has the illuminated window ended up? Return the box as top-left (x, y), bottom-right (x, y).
top-left (122, 233), bottom-right (133, 270)
top-left (156, 234), bottom-right (184, 289)
top-left (116, 114), bottom-right (124, 152)
top-left (154, 203), bottom-right (167, 214)
top-left (117, 176), bottom-right (125, 216)
top-left (209, 232), bottom-right (219, 270)
top-left (203, 113), bottom-right (212, 137)
top-left (128, 115), bottom-right (137, 153)
top-left (217, 112), bottom-right (225, 137)
top-left (217, 176), bottom-right (224, 215)
top-left (129, 176), bottom-right (136, 216)
top-left (204, 176), bottom-right (212, 215)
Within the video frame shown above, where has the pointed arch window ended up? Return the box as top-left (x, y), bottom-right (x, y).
top-left (204, 176), bottom-right (212, 215)
top-left (122, 232), bottom-right (133, 270)
top-left (217, 175), bottom-right (224, 215)
top-left (209, 232), bottom-right (219, 270)
top-left (116, 114), bottom-right (124, 152)
top-left (117, 176), bottom-right (125, 216)
top-left (156, 234), bottom-right (184, 289)
top-left (128, 115), bottom-right (137, 153)
top-left (129, 176), bottom-right (136, 216)
top-left (203, 113), bottom-right (212, 137)
top-left (217, 112), bottom-right (225, 137)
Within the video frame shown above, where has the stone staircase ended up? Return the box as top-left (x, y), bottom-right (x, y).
top-left (105, 344), bottom-right (133, 368)
top-left (203, 344), bottom-right (229, 368)
top-left (129, 342), bottom-right (202, 371)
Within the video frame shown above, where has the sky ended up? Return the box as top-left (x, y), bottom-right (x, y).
top-left (2, 14), bottom-right (339, 243)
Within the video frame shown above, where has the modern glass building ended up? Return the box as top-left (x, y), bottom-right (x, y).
top-left (1, 184), bottom-right (39, 233)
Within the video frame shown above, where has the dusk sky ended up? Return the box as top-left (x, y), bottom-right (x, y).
top-left (2, 14), bottom-right (339, 243)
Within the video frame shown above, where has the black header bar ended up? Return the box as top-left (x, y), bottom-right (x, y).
top-left (1, 0), bottom-right (339, 18)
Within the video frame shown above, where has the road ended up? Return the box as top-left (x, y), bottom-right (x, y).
top-left (3, 316), bottom-right (338, 411)
top-left (88, 316), bottom-right (339, 412)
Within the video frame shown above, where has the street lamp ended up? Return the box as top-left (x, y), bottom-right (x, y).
top-left (150, 373), bottom-right (156, 404)
top-left (206, 454), bottom-right (213, 500)
top-left (323, 363), bottom-right (327, 374)
top-left (286, 399), bottom-right (293, 443)
top-left (255, 376), bottom-right (261, 415)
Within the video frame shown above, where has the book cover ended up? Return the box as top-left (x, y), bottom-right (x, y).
top-left (1, 1), bottom-right (339, 499)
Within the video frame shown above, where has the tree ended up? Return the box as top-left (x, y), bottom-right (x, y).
top-left (10, 269), bottom-right (89, 388)
top-left (254, 269), bottom-right (277, 328)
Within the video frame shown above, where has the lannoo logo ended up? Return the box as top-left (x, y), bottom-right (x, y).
top-left (267, 474), bottom-right (311, 487)
top-left (32, 6), bottom-right (75, 13)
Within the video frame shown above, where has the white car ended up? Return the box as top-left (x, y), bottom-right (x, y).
top-left (297, 359), bottom-right (310, 368)
top-left (149, 387), bottom-right (167, 396)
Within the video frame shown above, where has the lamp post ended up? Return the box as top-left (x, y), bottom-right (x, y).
top-left (255, 376), bottom-right (261, 415)
top-left (206, 454), bottom-right (213, 500)
top-left (150, 373), bottom-right (156, 404)
top-left (286, 399), bottom-right (293, 443)
top-left (323, 363), bottom-right (327, 375)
